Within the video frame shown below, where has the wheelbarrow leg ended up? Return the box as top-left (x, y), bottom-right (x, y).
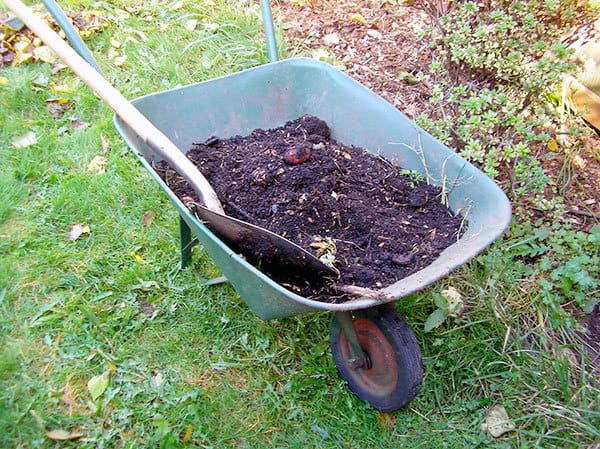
top-left (179, 215), bottom-right (197, 269)
top-left (333, 311), bottom-right (369, 369)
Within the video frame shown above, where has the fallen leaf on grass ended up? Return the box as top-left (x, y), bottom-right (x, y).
top-left (87, 155), bottom-right (107, 174)
top-left (441, 286), bottom-right (464, 316)
top-left (100, 134), bottom-right (110, 154)
top-left (87, 369), bottom-right (111, 400)
top-left (49, 80), bottom-right (75, 93)
top-left (113, 55), bottom-right (127, 66)
top-left (169, 0), bottom-right (184, 10)
top-left (67, 223), bottom-right (90, 241)
top-left (481, 404), bottom-right (515, 437)
top-left (182, 424), bottom-right (193, 444)
top-left (33, 45), bottom-right (58, 64)
top-left (0, 76), bottom-right (9, 85)
top-left (70, 118), bottom-right (90, 130)
top-left (131, 251), bottom-right (145, 263)
top-left (154, 371), bottom-right (164, 388)
top-left (184, 19), bottom-right (198, 31)
top-left (376, 411), bottom-right (396, 430)
top-left (142, 210), bottom-right (156, 226)
top-left (12, 131), bottom-right (37, 148)
top-left (46, 97), bottom-right (75, 118)
top-left (46, 429), bottom-right (85, 441)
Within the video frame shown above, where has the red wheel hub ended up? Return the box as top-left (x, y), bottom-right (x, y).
top-left (338, 318), bottom-right (399, 397)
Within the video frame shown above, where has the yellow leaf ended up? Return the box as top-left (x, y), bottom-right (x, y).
top-left (46, 429), bottom-right (85, 441)
top-left (49, 81), bottom-right (74, 93)
top-left (33, 45), bottom-right (58, 64)
top-left (547, 138), bottom-right (560, 152)
top-left (131, 251), bottom-right (145, 263)
top-left (46, 97), bottom-right (75, 118)
top-left (182, 424), bottom-right (193, 444)
top-left (12, 51), bottom-right (33, 66)
top-left (350, 13), bottom-right (367, 24)
top-left (0, 76), bottom-right (8, 85)
top-left (110, 38), bottom-right (121, 48)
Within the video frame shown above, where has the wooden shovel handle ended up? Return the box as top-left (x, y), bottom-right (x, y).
top-left (3, 0), bottom-right (224, 214)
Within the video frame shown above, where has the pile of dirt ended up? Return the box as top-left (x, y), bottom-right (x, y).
top-left (155, 116), bottom-right (463, 302)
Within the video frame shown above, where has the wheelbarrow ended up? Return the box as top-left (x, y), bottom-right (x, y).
top-left (9, 0), bottom-right (511, 412)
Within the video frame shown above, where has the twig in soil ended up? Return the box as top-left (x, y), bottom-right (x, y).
top-left (225, 201), bottom-right (257, 222)
top-left (567, 209), bottom-right (600, 220)
top-left (335, 285), bottom-right (394, 301)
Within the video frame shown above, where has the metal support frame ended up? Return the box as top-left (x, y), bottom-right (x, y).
top-left (179, 215), bottom-right (196, 269)
top-left (334, 311), bottom-right (368, 370)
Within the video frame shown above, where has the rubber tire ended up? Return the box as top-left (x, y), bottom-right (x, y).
top-left (329, 306), bottom-right (423, 412)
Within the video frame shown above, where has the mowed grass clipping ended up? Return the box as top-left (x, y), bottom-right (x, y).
top-left (1, 1), bottom-right (598, 448)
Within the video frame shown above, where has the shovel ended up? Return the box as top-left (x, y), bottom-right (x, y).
top-left (4, 0), bottom-right (336, 277)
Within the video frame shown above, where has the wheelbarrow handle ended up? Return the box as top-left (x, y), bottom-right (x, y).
top-left (3, 0), bottom-right (224, 214)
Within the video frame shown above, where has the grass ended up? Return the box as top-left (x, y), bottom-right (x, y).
top-left (1, 0), bottom-right (599, 448)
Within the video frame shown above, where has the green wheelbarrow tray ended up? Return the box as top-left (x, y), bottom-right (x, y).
top-left (113, 57), bottom-right (511, 321)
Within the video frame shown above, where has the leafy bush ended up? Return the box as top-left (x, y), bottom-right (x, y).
top-left (498, 222), bottom-right (599, 328)
top-left (415, 0), bottom-right (593, 195)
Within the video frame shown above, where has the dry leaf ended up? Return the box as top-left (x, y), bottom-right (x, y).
top-left (100, 134), bottom-right (110, 154)
top-left (70, 118), bottom-right (90, 130)
top-left (182, 424), bottom-right (193, 444)
top-left (12, 131), bottom-right (37, 148)
top-left (349, 13), bottom-right (367, 24)
top-left (184, 19), bottom-right (198, 31)
top-left (131, 251), bottom-right (145, 263)
top-left (154, 371), bottom-right (164, 387)
top-left (481, 405), bottom-right (515, 437)
top-left (32, 45), bottom-right (58, 64)
top-left (170, 0), bottom-right (184, 10)
top-left (0, 76), bottom-right (9, 85)
top-left (203, 23), bottom-right (219, 32)
top-left (547, 138), bottom-right (560, 152)
top-left (49, 81), bottom-right (75, 93)
top-left (142, 210), bottom-right (156, 226)
top-left (67, 223), bottom-right (90, 241)
top-left (87, 155), bottom-right (107, 174)
top-left (441, 286), bottom-right (464, 316)
top-left (46, 97), bottom-right (74, 118)
top-left (46, 429), bottom-right (85, 441)
top-left (376, 411), bottom-right (396, 430)
top-left (113, 55), bottom-right (127, 66)
top-left (323, 33), bottom-right (340, 46)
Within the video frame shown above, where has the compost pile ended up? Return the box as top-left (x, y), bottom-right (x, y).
top-left (154, 116), bottom-right (464, 302)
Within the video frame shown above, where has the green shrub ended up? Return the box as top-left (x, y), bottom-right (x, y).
top-left (415, 0), bottom-right (594, 195)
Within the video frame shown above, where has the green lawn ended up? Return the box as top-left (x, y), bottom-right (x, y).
top-left (0, 1), bottom-right (598, 448)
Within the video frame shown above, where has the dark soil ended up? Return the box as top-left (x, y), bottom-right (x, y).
top-left (155, 115), bottom-right (463, 302)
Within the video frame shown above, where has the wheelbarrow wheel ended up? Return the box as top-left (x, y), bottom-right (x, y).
top-left (329, 306), bottom-right (423, 412)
